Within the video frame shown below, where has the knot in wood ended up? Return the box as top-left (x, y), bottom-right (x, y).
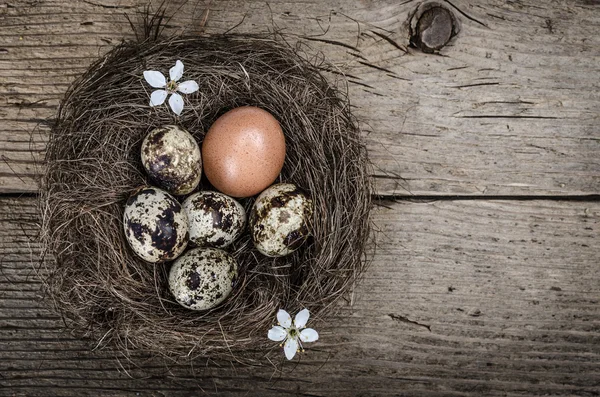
top-left (410, 4), bottom-right (458, 53)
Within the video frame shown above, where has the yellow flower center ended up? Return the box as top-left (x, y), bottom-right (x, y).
top-left (166, 80), bottom-right (178, 93)
top-left (288, 327), bottom-right (298, 338)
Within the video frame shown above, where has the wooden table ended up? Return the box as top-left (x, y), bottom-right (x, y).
top-left (1, 1), bottom-right (599, 395)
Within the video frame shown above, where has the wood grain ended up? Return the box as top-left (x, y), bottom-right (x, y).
top-left (2, 1), bottom-right (599, 395)
top-left (1, 197), bottom-right (598, 396)
top-left (1, 0), bottom-right (599, 195)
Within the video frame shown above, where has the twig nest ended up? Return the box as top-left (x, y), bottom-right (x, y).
top-left (41, 35), bottom-right (372, 362)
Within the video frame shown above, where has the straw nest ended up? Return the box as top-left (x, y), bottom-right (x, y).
top-left (40, 34), bottom-right (372, 363)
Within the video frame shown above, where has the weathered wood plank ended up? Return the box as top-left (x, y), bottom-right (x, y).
top-left (1, 197), bottom-right (598, 396)
top-left (1, 0), bottom-right (599, 195)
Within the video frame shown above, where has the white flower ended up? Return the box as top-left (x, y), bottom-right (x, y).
top-left (268, 308), bottom-right (319, 360)
top-left (143, 60), bottom-right (199, 116)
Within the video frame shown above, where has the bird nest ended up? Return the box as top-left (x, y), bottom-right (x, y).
top-left (40, 34), bottom-right (372, 363)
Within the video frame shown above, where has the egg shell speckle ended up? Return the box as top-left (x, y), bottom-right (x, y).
top-left (141, 125), bottom-right (202, 195)
top-left (168, 247), bottom-right (238, 311)
top-left (249, 183), bottom-right (313, 257)
top-left (183, 191), bottom-right (246, 248)
top-left (123, 187), bottom-right (189, 263)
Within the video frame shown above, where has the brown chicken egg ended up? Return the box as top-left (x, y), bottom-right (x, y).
top-left (201, 106), bottom-right (286, 198)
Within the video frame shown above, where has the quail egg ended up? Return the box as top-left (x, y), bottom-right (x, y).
top-left (123, 186), bottom-right (189, 263)
top-left (168, 247), bottom-right (238, 311)
top-left (182, 191), bottom-right (246, 248)
top-left (141, 125), bottom-right (202, 195)
top-left (249, 183), bottom-right (313, 257)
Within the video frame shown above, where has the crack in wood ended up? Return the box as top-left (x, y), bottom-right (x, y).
top-left (388, 313), bottom-right (431, 332)
top-left (369, 30), bottom-right (408, 54)
top-left (453, 82), bottom-right (500, 88)
top-left (318, 68), bottom-right (361, 80)
top-left (348, 80), bottom-right (375, 89)
top-left (301, 36), bottom-right (360, 52)
top-left (455, 115), bottom-right (561, 119)
top-left (373, 194), bottom-right (600, 202)
top-left (443, 0), bottom-right (489, 28)
top-left (478, 100), bottom-right (535, 105)
top-left (81, 0), bottom-right (137, 9)
top-left (347, 51), bottom-right (368, 61)
top-left (357, 60), bottom-right (397, 75)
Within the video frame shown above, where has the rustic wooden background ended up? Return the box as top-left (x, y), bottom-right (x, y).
top-left (1, 0), bottom-right (599, 396)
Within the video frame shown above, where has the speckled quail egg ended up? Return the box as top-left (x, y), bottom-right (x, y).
top-left (249, 183), bottom-right (313, 257)
top-left (182, 191), bottom-right (246, 248)
top-left (123, 186), bottom-right (189, 263)
top-left (168, 247), bottom-right (238, 311)
top-left (141, 125), bottom-right (202, 195)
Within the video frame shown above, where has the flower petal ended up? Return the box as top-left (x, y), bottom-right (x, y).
top-left (268, 326), bottom-right (287, 342)
top-left (170, 60), bottom-right (184, 82)
top-left (143, 71), bottom-right (166, 88)
top-left (277, 309), bottom-right (292, 328)
top-left (299, 328), bottom-right (319, 343)
top-left (294, 309), bottom-right (310, 329)
top-left (284, 337), bottom-right (298, 360)
top-left (149, 90), bottom-right (168, 106)
top-left (168, 93), bottom-right (184, 116)
top-left (177, 80), bottom-right (199, 94)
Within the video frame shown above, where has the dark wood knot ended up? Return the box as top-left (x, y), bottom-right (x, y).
top-left (409, 3), bottom-right (459, 53)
